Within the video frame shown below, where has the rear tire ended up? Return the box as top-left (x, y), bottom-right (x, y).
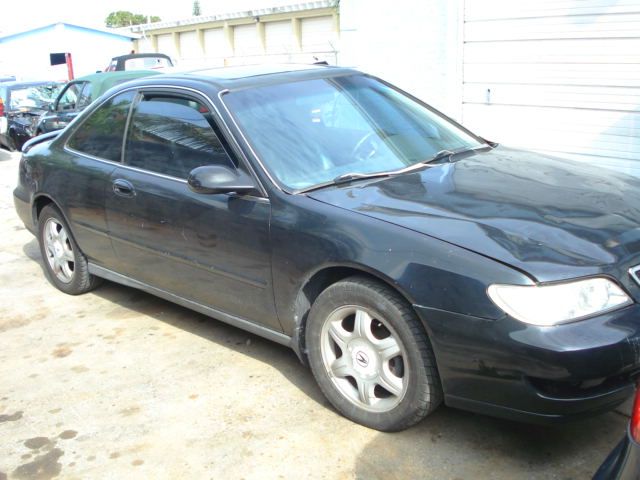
top-left (37, 204), bottom-right (102, 295)
top-left (306, 276), bottom-right (442, 431)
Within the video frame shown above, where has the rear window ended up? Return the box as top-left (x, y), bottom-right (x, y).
top-left (124, 57), bottom-right (172, 70)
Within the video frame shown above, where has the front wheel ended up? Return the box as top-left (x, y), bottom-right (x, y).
top-left (306, 276), bottom-right (442, 431)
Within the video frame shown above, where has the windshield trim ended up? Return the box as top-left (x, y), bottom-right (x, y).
top-left (220, 73), bottom-right (490, 195)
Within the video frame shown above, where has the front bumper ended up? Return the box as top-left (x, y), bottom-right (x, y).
top-left (415, 304), bottom-right (640, 423)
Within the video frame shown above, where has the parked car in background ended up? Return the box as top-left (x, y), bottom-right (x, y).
top-left (14, 65), bottom-right (640, 432)
top-left (593, 385), bottom-right (640, 479)
top-left (37, 71), bottom-right (161, 135)
top-left (105, 53), bottom-right (173, 72)
top-left (0, 81), bottom-right (62, 151)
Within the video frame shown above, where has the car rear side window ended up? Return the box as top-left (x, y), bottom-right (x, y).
top-left (124, 94), bottom-right (234, 179)
top-left (67, 91), bottom-right (134, 161)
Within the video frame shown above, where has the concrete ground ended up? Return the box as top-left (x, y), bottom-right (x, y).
top-left (0, 148), bottom-right (632, 480)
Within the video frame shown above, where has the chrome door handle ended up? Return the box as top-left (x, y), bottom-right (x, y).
top-left (112, 179), bottom-right (135, 198)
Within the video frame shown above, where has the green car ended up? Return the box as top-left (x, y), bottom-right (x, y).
top-left (36, 70), bottom-right (160, 134)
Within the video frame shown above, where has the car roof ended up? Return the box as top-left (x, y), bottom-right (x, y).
top-left (121, 63), bottom-right (360, 92)
top-left (68, 70), bottom-right (162, 96)
top-left (72, 70), bottom-right (160, 84)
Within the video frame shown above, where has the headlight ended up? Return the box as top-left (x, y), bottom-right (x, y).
top-left (487, 278), bottom-right (632, 326)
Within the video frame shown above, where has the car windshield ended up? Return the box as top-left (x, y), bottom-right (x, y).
top-left (223, 74), bottom-right (483, 190)
top-left (10, 84), bottom-right (62, 110)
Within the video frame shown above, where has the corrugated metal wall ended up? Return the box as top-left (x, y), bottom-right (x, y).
top-left (461, 0), bottom-right (640, 174)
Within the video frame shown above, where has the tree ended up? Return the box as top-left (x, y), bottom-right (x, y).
top-left (105, 11), bottom-right (161, 27)
top-left (192, 0), bottom-right (201, 16)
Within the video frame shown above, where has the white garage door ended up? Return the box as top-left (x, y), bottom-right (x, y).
top-left (179, 31), bottom-right (200, 59)
top-left (462, 0), bottom-right (640, 175)
top-left (156, 33), bottom-right (176, 58)
top-left (265, 20), bottom-right (293, 54)
top-left (137, 36), bottom-right (153, 53)
top-left (301, 16), bottom-right (335, 53)
top-left (204, 28), bottom-right (226, 60)
top-left (234, 24), bottom-right (260, 56)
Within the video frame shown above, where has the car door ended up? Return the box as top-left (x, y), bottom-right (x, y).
top-left (53, 90), bottom-right (136, 266)
top-left (41, 81), bottom-right (86, 133)
top-left (104, 89), bottom-right (280, 331)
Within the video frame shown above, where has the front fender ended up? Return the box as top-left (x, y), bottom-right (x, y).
top-left (270, 193), bottom-right (533, 337)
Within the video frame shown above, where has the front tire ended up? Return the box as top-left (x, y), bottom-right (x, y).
top-left (306, 276), bottom-right (442, 431)
top-left (38, 204), bottom-right (102, 295)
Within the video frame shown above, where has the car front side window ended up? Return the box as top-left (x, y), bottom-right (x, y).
top-left (124, 94), bottom-right (235, 179)
top-left (67, 91), bottom-right (135, 161)
top-left (57, 82), bottom-right (83, 111)
top-left (76, 82), bottom-right (93, 109)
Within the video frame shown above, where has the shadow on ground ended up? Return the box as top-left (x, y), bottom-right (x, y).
top-left (354, 406), bottom-right (623, 479)
top-left (22, 237), bottom-right (627, 479)
top-left (0, 148), bottom-right (15, 161)
top-left (22, 237), bottom-right (328, 409)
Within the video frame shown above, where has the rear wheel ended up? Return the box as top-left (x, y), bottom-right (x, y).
top-left (306, 276), bottom-right (442, 431)
top-left (38, 204), bottom-right (102, 295)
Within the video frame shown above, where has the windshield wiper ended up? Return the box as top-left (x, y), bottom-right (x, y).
top-left (331, 171), bottom-right (393, 185)
top-left (296, 171), bottom-right (394, 194)
top-left (422, 145), bottom-right (491, 165)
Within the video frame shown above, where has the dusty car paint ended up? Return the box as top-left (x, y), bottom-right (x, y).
top-left (13, 65), bottom-right (640, 423)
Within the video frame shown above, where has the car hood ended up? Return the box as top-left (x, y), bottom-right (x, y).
top-left (307, 146), bottom-right (640, 282)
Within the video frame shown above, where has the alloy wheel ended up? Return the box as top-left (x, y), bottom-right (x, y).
top-left (320, 305), bottom-right (408, 412)
top-left (43, 218), bottom-right (75, 283)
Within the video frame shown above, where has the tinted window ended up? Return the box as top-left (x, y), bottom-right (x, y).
top-left (124, 57), bottom-right (171, 70)
top-left (67, 91), bottom-right (134, 161)
top-left (224, 75), bottom-right (482, 190)
top-left (124, 95), bottom-right (234, 179)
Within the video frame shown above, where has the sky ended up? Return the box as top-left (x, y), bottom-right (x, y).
top-left (1, 0), bottom-right (301, 33)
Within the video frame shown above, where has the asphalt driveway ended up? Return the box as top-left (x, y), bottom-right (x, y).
top-left (0, 149), bottom-right (631, 479)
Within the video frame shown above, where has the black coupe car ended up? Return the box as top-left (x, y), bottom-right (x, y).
top-left (14, 64), bottom-right (640, 432)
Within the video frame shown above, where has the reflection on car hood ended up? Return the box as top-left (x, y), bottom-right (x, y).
top-left (307, 146), bottom-right (640, 282)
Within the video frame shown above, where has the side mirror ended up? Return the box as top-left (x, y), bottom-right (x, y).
top-left (187, 165), bottom-right (257, 195)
